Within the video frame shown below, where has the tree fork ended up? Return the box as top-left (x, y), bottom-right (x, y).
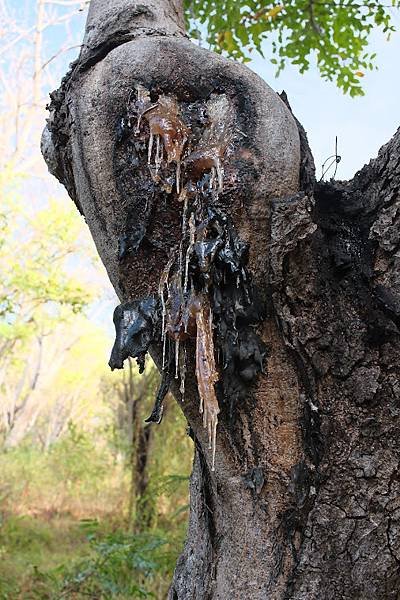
top-left (42, 1), bottom-right (400, 598)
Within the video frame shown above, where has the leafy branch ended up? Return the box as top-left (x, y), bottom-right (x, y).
top-left (184, 0), bottom-right (400, 96)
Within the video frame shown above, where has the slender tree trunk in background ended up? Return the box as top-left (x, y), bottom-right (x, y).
top-left (42, 0), bottom-right (400, 598)
top-left (133, 420), bottom-right (153, 530)
top-left (123, 359), bottom-right (154, 532)
top-left (125, 359), bottom-right (138, 529)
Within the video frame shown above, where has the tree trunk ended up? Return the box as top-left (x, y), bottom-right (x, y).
top-left (42, 1), bottom-right (400, 598)
top-left (124, 359), bottom-right (155, 532)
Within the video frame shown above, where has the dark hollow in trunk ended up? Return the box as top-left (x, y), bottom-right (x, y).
top-left (42, 1), bottom-right (400, 597)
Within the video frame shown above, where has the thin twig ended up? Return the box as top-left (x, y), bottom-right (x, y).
top-left (308, 0), bottom-right (324, 34)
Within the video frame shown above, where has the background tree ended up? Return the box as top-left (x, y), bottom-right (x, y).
top-left (102, 358), bottom-right (163, 531)
top-left (0, 179), bottom-right (97, 446)
top-left (43, 0), bottom-right (400, 599)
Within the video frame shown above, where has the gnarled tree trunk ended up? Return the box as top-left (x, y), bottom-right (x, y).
top-left (42, 1), bottom-right (400, 598)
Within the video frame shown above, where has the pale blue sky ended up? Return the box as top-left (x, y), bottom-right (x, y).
top-left (250, 30), bottom-right (400, 180)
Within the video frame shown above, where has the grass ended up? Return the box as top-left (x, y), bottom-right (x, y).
top-left (0, 510), bottom-right (185, 599)
top-left (0, 513), bottom-right (90, 599)
top-left (0, 416), bottom-right (191, 599)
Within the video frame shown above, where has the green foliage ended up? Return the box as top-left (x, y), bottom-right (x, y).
top-left (60, 522), bottom-right (185, 598)
top-left (184, 0), bottom-right (400, 96)
top-left (0, 171), bottom-right (94, 344)
top-left (0, 429), bottom-right (126, 517)
top-left (46, 423), bottom-right (111, 491)
top-left (0, 167), bottom-right (107, 448)
top-left (0, 515), bottom-right (187, 599)
top-left (0, 394), bottom-right (191, 599)
top-left (0, 514), bottom-right (90, 599)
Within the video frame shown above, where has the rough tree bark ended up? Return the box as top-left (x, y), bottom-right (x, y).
top-left (42, 1), bottom-right (400, 598)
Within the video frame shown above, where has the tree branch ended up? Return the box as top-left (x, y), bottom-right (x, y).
top-left (79, 0), bottom-right (186, 70)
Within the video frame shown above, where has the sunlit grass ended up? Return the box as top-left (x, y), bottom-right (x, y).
top-left (0, 401), bottom-right (192, 600)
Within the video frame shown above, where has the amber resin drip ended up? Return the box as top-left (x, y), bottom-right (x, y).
top-left (194, 295), bottom-right (220, 470)
top-left (113, 86), bottom-right (268, 472)
top-left (133, 86), bottom-right (233, 197)
top-left (158, 216), bottom-right (222, 470)
top-left (135, 87), bottom-right (189, 192)
top-left (184, 94), bottom-right (233, 195)
top-left (161, 272), bottom-right (220, 471)
top-left (129, 85), bottom-right (236, 470)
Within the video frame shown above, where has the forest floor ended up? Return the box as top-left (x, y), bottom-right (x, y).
top-left (0, 426), bottom-right (191, 600)
top-left (0, 512), bottom-right (96, 599)
top-left (1, 499), bottom-right (187, 600)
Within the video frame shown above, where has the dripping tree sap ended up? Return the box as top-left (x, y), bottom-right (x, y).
top-left (113, 83), bottom-right (267, 471)
top-left (42, 0), bottom-right (400, 598)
